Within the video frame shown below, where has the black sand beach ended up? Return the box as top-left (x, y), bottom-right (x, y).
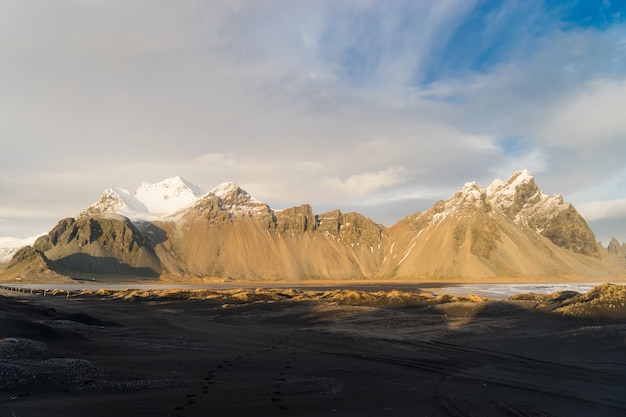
top-left (1, 286), bottom-right (626, 416)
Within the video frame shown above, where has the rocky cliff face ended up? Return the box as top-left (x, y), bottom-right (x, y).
top-left (164, 184), bottom-right (386, 280)
top-left (2, 172), bottom-right (622, 282)
top-left (487, 170), bottom-right (599, 257)
top-left (25, 214), bottom-right (161, 278)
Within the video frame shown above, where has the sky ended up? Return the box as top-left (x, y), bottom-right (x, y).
top-left (1, 0), bottom-right (625, 245)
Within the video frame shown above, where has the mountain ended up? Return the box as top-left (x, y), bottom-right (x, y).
top-left (0, 235), bottom-right (41, 264)
top-left (383, 170), bottom-right (606, 279)
top-left (1, 171), bottom-right (624, 282)
top-left (599, 237), bottom-right (626, 269)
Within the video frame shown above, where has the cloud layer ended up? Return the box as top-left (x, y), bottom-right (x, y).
top-left (1, 0), bottom-right (625, 244)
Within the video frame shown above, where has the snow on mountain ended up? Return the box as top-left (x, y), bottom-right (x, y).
top-left (486, 169), bottom-right (538, 198)
top-left (80, 176), bottom-right (205, 222)
top-left (487, 169), bottom-right (547, 213)
top-left (134, 176), bottom-right (204, 216)
top-left (2, 170), bottom-right (619, 281)
top-left (486, 169), bottom-right (572, 227)
top-left (210, 181), bottom-right (249, 199)
top-left (434, 169), bottom-right (598, 257)
top-left (441, 169), bottom-right (562, 222)
top-left (0, 235), bottom-right (42, 264)
top-left (208, 182), bottom-right (265, 208)
top-left (181, 182), bottom-right (272, 223)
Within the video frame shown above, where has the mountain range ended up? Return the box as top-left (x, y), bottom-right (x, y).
top-left (1, 171), bottom-right (624, 283)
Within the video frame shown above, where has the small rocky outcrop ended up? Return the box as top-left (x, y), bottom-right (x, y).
top-left (608, 238), bottom-right (626, 258)
top-left (601, 237), bottom-right (626, 269)
top-left (317, 210), bottom-right (384, 248)
top-left (275, 204), bottom-right (317, 235)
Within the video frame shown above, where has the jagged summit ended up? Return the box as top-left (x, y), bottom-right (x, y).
top-left (434, 170), bottom-right (543, 218)
top-left (209, 181), bottom-right (242, 197)
top-left (183, 182), bottom-right (271, 224)
top-left (445, 171), bottom-right (572, 230)
top-left (208, 182), bottom-right (263, 207)
top-left (451, 181), bottom-right (486, 206)
top-left (487, 169), bottom-right (536, 195)
top-left (487, 170), bottom-right (548, 216)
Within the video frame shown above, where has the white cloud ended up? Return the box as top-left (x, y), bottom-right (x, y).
top-left (0, 206), bottom-right (53, 219)
top-left (324, 166), bottom-right (410, 197)
top-left (490, 150), bottom-right (548, 181)
top-left (538, 79), bottom-right (626, 146)
top-left (1, 1), bottom-right (626, 243)
top-left (578, 199), bottom-right (626, 221)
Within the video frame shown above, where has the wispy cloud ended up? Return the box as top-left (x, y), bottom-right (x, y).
top-left (579, 199), bottom-right (626, 221)
top-left (323, 166), bottom-right (410, 197)
top-left (538, 79), bottom-right (626, 146)
top-left (1, 1), bottom-right (626, 242)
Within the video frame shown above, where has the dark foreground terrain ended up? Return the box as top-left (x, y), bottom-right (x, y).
top-left (1, 286), bottom-right (626, 417)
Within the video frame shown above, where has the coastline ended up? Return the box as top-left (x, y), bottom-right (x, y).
top-left (1, 280), bottom-right (622, 300)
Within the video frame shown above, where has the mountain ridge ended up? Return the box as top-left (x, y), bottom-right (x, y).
top-left (2, 171), bottom-right (625, 282)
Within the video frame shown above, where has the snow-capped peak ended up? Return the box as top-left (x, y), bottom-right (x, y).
top-left (210, 182), bottom-right (243, 197)
top-left (462, 181), bottom-right (482, 192)
top-left (439, 170), bottom-right (556, 219)
top-left (486, 169), bottom-right (535, 196)
top-left (209, 182), bottom-right (263, 207)
top-left (439, 181), bottom-right (487, 215)
top-left (133, 176), bottom-right (204, 216)
top-left (486, 170), bottom-right (544, 207)
top-left (455, 181), bottom-right (485, 202)
top-left (136, 176), bottom-right (203, 198)
top-left (80, 177), bottom-right (206, 222)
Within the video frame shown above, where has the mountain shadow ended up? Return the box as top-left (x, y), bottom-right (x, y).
top-left (51, 253), bottom-right (160, 278)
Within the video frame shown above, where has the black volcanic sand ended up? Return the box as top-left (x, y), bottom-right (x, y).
top-left (1, 287), bottom-right (626, 417)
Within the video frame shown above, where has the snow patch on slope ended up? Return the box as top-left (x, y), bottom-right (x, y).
top-left (0, 235), bottom-right (42, 264)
